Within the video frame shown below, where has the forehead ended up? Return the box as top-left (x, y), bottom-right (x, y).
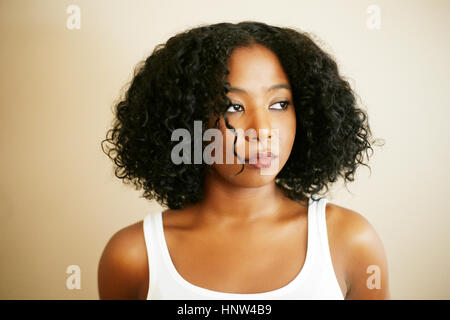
top-left (226, 44), bottom-right (290, 88)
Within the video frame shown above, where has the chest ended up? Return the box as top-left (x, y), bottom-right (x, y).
top-left (162, 219), bottom-right (313, 294)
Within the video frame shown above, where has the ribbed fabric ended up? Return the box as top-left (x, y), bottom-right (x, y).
top-left (142, 197), bottom-right (344, 300)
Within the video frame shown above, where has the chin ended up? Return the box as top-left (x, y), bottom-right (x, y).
top-left (212, 164), bottom-right (280, 188)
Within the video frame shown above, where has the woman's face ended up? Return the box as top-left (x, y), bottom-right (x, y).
top-left (209, 44), bottom-right (296, 187)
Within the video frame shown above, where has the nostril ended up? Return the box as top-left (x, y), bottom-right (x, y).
top-left (243, 128), bottom-right (272, 141)
top-left (244, 129), bottom-right (258, 141)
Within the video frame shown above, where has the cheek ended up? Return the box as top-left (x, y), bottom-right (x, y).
top-left (223, 128), bottom-right (238, 153)
top-left (219, 123), bottom-right (251, 158)
top-left (284, 122), bottom-right (296, 149)
top-left (275, 114), bottom-right (296, 157)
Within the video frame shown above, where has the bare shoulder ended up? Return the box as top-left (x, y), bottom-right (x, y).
top-left (325, 202), bottom-right (380, 246)
top-left (98, 220), bottom-right (149, 300)
top-left (325, 202), bottom-right (391, 299)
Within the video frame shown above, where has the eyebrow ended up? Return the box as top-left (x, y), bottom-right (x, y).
top-left (228, 83), bottom-right (291, 94)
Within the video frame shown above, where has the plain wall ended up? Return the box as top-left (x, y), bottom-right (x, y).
top-left (0, 0), bottom-right (449, 299)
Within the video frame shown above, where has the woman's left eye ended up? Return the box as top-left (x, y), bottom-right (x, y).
top-left (270, 101), bottom-right (290, 110)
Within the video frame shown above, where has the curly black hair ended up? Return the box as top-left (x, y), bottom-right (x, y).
top-left (101, 21), bottom-right (384, 210)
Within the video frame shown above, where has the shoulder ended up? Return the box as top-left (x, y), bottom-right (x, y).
top-left (325, 202), bottom-right (380, 247)
top-left (325, 201), bottom-right (391, 299)
top-left (98, 220), bottom-right (149, 299)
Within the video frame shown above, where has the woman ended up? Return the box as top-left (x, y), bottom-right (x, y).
top-left (99, 21), bottom-right (389, 299)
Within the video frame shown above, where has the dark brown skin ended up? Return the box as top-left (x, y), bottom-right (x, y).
top-left (98, 44), bottom-right (390, 300)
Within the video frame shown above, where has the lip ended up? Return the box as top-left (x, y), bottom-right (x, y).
top-left (245, 152), bottom-right (277, 169)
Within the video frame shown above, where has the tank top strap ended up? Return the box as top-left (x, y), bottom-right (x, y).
top-left (142, 211), bottom-right (164, 300)
top-left (314, 197), bottom-right (338, 276)
top-left (306, 196), bottom-right (344, 299)
top-left (305, 196), bottom-right (322, 263)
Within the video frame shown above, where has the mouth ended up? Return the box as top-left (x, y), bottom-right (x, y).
top-left (244, 152), bottom-right (278, 169)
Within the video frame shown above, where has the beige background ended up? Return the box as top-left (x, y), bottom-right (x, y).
top-left (0, 0), bottom-right (449, 299)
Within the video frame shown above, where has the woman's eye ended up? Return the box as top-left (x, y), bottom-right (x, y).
top-left (226, 104), bottom-right (244, 113)
top-left (270, 101), bottom-right (290, 110)
top-left (226, 101), bottom-right (290, 113)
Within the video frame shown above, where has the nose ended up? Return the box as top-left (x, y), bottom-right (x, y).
top-left (245, 108), bottom-right (272, 143)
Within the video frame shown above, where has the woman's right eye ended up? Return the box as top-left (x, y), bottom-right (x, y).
top-left (226, 104), bottom-right (244, 113)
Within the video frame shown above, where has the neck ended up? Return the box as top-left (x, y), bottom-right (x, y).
top-left (194, 168), bottom-right (289, 226)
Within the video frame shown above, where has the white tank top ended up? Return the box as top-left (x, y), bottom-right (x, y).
top-left (142, 196), bottom-right (345, 299)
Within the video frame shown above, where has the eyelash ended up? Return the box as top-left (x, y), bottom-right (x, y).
top-left (226, 101), bottom-right (290, 113)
